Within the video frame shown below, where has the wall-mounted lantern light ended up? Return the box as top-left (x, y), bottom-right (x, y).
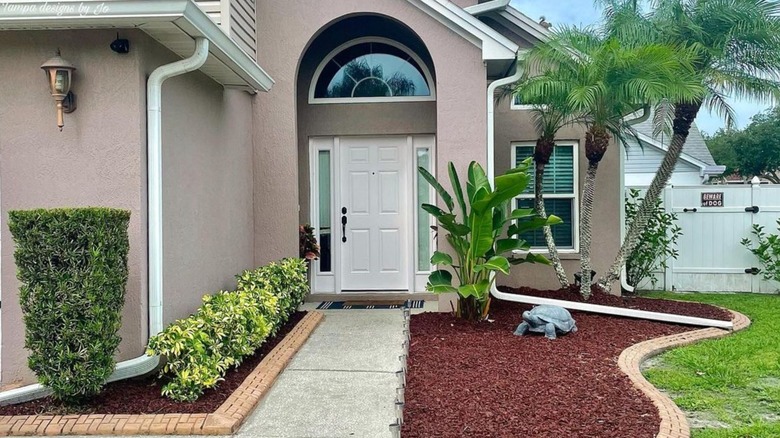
top-left (41, 50), bottom-right (77, 131)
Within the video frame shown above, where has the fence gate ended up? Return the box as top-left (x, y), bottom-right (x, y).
top-left (663, 183), bottom-right (780, 293)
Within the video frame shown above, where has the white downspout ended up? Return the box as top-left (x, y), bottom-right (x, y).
top-left (486, 60), bottom-right (523, 182)
top-left (0, 38), bottom-right (210, 405)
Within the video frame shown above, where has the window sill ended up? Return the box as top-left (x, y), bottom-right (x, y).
top-left (512, 249), bottom-right (580, 260)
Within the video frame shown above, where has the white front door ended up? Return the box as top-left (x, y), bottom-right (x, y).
top-left (339, 137), bottom-right (410, 290)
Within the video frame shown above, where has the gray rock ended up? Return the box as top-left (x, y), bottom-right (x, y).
top-left (514, 305), bottom-right (578, 339)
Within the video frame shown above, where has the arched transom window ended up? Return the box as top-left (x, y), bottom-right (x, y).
top-left (311, 38), bottom-right (435, 103)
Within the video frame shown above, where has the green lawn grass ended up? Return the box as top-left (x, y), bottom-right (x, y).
top-left (643, 292), bottom-right (780, 438)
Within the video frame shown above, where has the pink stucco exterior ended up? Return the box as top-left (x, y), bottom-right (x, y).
top-left (0, 30), bottom-right (258, 385)
top-left (254, 1), bottom-right (489, 268)
top-left (0, 0), bottom-right (623, 385)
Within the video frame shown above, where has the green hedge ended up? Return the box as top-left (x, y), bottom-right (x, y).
top-left (147, 258), bottom-right (309, 401)
top-left (8, 208), bottom-right (130, 403)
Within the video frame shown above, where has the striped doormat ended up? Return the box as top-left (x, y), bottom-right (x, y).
top-left (316, 300), bottom-right (424, 310)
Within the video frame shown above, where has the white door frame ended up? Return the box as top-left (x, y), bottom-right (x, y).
top-left (308, 135), bottom-right (436, 294)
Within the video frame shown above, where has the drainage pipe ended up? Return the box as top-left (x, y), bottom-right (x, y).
top-left (0, 38), bottom-right (211, 405)
top-left (490, 282), bottom-right (733, 329)
top-left (486, 60), bottom-right (523, 182)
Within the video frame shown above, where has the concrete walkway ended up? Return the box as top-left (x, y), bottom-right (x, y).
top-left (73, 303), bottom-right (422, 438)
top-left (238, 305), bottom-right (407, 438)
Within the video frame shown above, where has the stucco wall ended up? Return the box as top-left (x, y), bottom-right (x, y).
top-left (255, 0), bottom-right (488, 267)
top-left (493, 99), bottom-right (622, 293)
top-left (0, 29), bottom-right (148, 385)
top-left (135, 34), bottom-right (256, 324)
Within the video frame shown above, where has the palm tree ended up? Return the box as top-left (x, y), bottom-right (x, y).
top-left (600, 0), bottom-right (780, 289)
top-left (522, 26), bottom-right (702, 299)
top-left (510, 83), bottom-right (573, 288)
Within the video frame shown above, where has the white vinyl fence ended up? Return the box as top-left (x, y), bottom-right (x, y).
top-left (628, 183), bottom-right (780, 293)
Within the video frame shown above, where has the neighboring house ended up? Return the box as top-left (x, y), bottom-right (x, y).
top-left (624, 116), bottom-right (726, 187)
top-left (0, 0), bottom-right (622, 387)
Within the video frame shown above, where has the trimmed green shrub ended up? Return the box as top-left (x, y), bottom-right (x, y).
top-left (147, 258), bottom-right (309, 401)
top-left (146, 290), bottom-right (271, 401)
top-left (8, 208), bottom-right (130, 403)
top-left (236, 258), bottom-right (308, 334)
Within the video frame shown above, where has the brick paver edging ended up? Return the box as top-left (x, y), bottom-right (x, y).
top-left (618, 310), bottom-right (751, 438)
top-left (0, 311), bottom-right (325, 436)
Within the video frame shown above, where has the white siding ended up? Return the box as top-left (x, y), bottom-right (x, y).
top-left (624, 138), bottom-right (702, 186)
top-left (194, 0), bottom-right (257, 60)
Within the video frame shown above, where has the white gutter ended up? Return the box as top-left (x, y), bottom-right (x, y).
top-left (0, 38), bottom-right (210, 406)
top-left (464, 0), bottom-right (510, 16)
top-left (490, 283), bottom-right (733, 329)
top-left (486, 59), bottom-right (523, 182)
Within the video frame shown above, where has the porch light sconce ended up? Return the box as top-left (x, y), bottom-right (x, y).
top-left (41, 50), bottom-right (77, 131)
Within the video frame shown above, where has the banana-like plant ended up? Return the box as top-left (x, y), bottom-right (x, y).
top-left (419, 159), bottom-right (562, 321)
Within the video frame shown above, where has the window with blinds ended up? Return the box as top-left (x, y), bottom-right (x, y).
top-left (513, 143), bottom-right (577, 250)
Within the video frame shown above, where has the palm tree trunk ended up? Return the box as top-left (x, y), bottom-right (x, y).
top-left (579, 162), bottom-right (599, 299)
top-left (580, 126), bottom-right (610, 300)
top-left (599, 102), bottom-right (701, 290)
top-left (535, 162), bottom-right (571, 288)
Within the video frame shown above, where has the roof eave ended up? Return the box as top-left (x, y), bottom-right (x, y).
top-left (409, 0), bottom-right (518, 62)
top-left (0, 0), bottom-right (274, 92)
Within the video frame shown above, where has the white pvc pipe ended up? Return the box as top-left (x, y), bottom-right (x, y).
top-left (490, 282), bottom-right (733, 329)
top-left (0, 38), bottom-right (210, 406)
top-left (486, 62), bottom-right (523, 182)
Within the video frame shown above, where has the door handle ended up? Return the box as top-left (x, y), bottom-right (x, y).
top-left (745, 206), bottom-right (760, 213)
top-left (683, 208), bottom-right (698, 213)
top-left (341, 207), bottom-right (347, 243)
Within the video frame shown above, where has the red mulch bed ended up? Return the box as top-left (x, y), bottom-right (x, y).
top-left (402, 295), bottom-right (729, 438)
top-left (501, 285), bottom-right (732, 321)
top-left (0, 312), bottom-right (306, 416)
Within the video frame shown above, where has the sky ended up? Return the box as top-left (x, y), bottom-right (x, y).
top-left (509, 0), bottom-right (772, 135)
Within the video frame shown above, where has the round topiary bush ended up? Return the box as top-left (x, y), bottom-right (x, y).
top-left (8, 208), bottom-right (130, 403)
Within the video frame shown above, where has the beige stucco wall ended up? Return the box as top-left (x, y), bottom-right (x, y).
top-left (0, 30), bottom-right (256, 385)
top-left (0, 29), bottom-right (148, 385)
top-left (136, 34), bottom-right (257, 324)
top-left (255, 1), bottom-right (488, 268)
top-left (493, 100), bottom-right (621, 292)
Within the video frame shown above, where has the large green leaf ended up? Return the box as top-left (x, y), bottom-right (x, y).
top-left (507, 208), bottom-right (536, 221)
top-left (472, 172), bottom-right (529, 213)
top-left (430, 251), bottom-right (453, 266)
top-left (418, 167), bottom-right (454, 213)
top-left (421, 203), bottom-right (447, 219)
top-left (509, 252), bottom-right (552, 265)
top-left (495, 238), bottom-right (530, 254)
top-left (475, 256), bottom-right (511, 275)
top-left (466, 162), bottom-right (490, 203)
top-left (469, 210), bottom-right (495, 260)
top-left (439, 214), bottom-right (471, 236)
top-left (457, 280), bottom-right (490, 299)
top-left (427, 270), bottom-right (458, 294)
top-left (448, 163), bottom-right (468, 221)
top-left (509, 215), bottom-right (563, 236)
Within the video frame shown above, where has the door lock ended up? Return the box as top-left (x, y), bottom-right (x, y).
top-left (745, 206), bottom-right (760, 213)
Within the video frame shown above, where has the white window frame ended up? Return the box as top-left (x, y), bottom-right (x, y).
top-left (511, 141), bottom-right (580, 254)
top-left (309, 37), bottom-right (436, 105)
top-left (413, 139), bottom-right (436, 277)
top-left (510, 93), bottom-right (535, 110)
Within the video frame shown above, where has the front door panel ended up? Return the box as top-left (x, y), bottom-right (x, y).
top-left (340, 137), bottom-right (409, 290)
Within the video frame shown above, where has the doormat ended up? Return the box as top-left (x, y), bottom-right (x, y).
top-left (316, 300), bottom-right (424, 310)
